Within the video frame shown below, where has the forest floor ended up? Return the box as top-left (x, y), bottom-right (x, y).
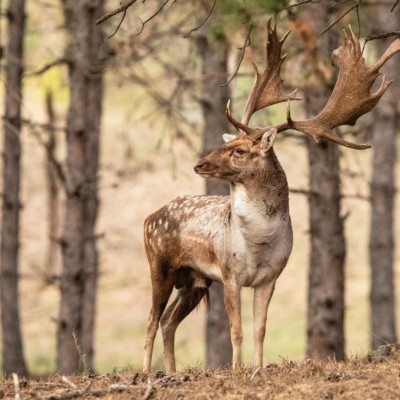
top-left (1, 345), bottom-right (399, 400)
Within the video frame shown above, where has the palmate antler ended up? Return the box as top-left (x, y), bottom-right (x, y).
top-left (227, 21), bottom-right (400, 150)
top-left (226, 19), bottom-right (300, 137)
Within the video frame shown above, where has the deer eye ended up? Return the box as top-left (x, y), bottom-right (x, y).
top-left (233, 148), bottom-right (246, 156)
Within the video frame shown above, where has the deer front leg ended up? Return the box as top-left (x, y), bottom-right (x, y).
top-left (223, 280), bottom-right (242, 368)
top-left (253, 280), bottom-right (276, 368)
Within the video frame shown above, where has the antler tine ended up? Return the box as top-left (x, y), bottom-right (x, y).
top-left (226, 100), bottom-right (266, 138)
top-left (286, 26), bottom-right (400, 150)
top-left (278, 100), bottom-right (370, 149)
top-left (348, 25), bottom-right (362, 58)
top-left (226, 100), bottom-right (252, 135)
top-left (227, 17), bottom-right (300, 137)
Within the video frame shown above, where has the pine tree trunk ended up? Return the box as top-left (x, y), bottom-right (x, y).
top-left (196, 29), bottom-right (232, 368)
top-left (298, 7), bottom-right (346, 360)
top-left (369, 8), bottom-right (399, 349)
top-left (307, 140), bottom-right (345, 360)
top-left (57, 0), bottom-right (104, 374)
top-left (45, 91), bottom-right (59, 281)
top-left (0, 0), bottom-right (28, 376)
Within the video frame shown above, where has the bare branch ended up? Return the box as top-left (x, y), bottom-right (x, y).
top-left (327, 0), bottom-right (361, 38)
top-left (342, 193), bottom-right (370, 201)
top-left (250, 367), bottom-right (261, 381)
top-left (362, 31), bottom-right (400, 52)
top-left (391, 0), bottom-right (400, 11)
top-left (107, 9), bottom-right (127, 38)
top-left (320, 3), bottom-right (358, 36)
top-left (134, 0), bottom-right (171, 37)
top-left (21, 118), bottom-right (66, 132)
top-left (142, 378), bottom-right (154, 400)
top-left (290, 187), bottom-right (370, 201)
top-left (25, 58), bottom-right (68, 77)
top-left (221, 22), bottom-right (253, 87)
top-left (183, 0), bottom-right (216, 38)
top-left (96, 0), bottom-right (138, 25)
top-left (290, 188), bottom-right (310, 196)
top-left (61, 376), bottom-right (78, 390)
top-left (22, 118), bottom-right (67, 187)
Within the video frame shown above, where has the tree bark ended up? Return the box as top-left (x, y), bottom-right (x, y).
top-left (57, 0), bottom-right (104, 374)
top-left (296, 7), bottom-right (346, 361)
top-left (196, 28), bottom-right (232, 368)
top-left (0, 0), bottom-right (28, 376)
top-left (45, 91), bottom-right (59, 281)
top-left (369, 7), bottom-right (399, 349)
top-left (307, 140), bottom-right (345, 360)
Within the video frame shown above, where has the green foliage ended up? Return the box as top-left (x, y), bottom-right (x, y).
top-left (218, 0), bottom-right (289, 17)
top-left (217, 0), bottom-right (289, 27)
top-left (209, 0), bottom-right (289, 44)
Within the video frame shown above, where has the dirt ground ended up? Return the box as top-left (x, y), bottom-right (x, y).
top-left (1, 346), bottom-right (399, 400)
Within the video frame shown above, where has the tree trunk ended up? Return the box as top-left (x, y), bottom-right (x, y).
top-left (196, 28), bottom-right (232, 368)
top-left (45, 91), bottom-right (59, 281)
top-left (307, 140), bottom-right (345, 360)
top-left (369, 8), bottom-right (399, 349)
top-left (57, 0), bottom-right (104, 374)
top-left (0, 0), bottom-right (28, 376)
top-left (296, 7), bottom-right (346, 360)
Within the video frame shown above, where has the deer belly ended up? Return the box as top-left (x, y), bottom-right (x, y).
top-left (202, 264), bottom-right (223, 282)
top-left (179, 260), bottom-right (222, 284)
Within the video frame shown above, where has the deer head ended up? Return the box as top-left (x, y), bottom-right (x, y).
top-left (195, 19), bottom-right (400, 181)
top-left (194, 128), bottom-right (277, 184)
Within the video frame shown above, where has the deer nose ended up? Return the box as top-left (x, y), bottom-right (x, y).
top-left (194, 161), bottom-right (207, 173)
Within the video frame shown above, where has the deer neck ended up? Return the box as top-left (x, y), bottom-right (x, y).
top-left (230, 150), bottom-right (289, 244)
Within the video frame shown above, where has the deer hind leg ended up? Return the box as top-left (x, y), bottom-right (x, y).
top-left (253, 280), bottom-right (276, 368)
top-left (143, 265), bottom-right (174, 373)
top-left (160, 270), bottom-right (210, 373)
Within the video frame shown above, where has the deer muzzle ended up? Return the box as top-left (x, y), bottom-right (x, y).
top-left (194, 159), bottom-right (208, 174)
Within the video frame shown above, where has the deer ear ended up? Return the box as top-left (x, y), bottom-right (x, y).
top-left (260, 127), bottom-right (277, 153)
top-left (222, 133), bottom-right (236, 143)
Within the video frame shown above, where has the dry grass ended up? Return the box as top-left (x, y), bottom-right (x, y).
top-left (1, 346), bottom-right (400, 399)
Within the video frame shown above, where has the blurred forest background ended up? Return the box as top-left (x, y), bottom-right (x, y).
top-left (0, 0), bottom-right (399, 376)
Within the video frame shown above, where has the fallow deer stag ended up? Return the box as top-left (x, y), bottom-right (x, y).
top-left (143, 21), bottom-right (400, 373)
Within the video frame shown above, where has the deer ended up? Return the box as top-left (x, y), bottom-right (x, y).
top-left (142, 20), bottom-right (400, 374)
